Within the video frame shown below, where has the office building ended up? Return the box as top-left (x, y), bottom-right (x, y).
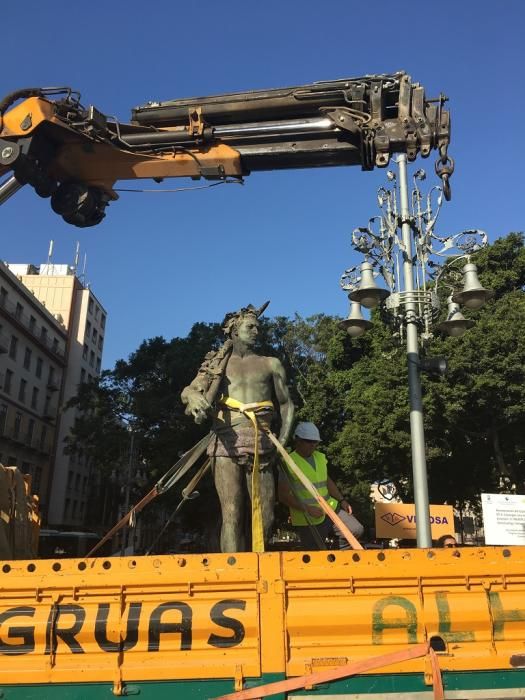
top-left (0, 262), bottom-right (67, 510)
top-left (2, 261), bottom-right (106, 528)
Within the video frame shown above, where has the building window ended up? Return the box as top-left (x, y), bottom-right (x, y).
top-left (18, 378), bottom-right (27, 403)
top-left (96, 357), bottom-right (101, 373)
top-left (13, 412), bottom-right (22, 439)
top-left (23, 347), bottom-right (32, 370)
top-left (0, 287), bottom-right (7, 307)
top-left (33, 466), bottom-right (42, 493)
top-left (92, 328), bottom-right (98, 344)
top-left (52, 338), bottom-right (59, 353)
top-left (36, 357), bottom-right (43, 379)
top-left (86, 320), bottom-right (91, 338)
top-left (72, 500), bottom-right (78, 518)
top-left (48, 366), bottom-right (56, 387)
top-left (40, 327), bottom-right (48, 343)
top-left (26, 419), bottom-right (35, 444)
top-left (15, 302), bottom-right (23, 320)
top-left (67, 470), bottom-right (74, 491)
top-left (100, 314), bottom-right (106, 329)
top-left (29, 315), bottom-right (36, 333)
top-left (95, 305), bottom-right (100, 319)
top-left (4, 369), bottom-right (13, 394)
top-left (82, 476), bottom-right (88, 494)
top-left (80, 368), bottom-right (86, 383)
top-left (9, 335), bottom-right (18, 359)
top-left (43, 395), bottom-right (51, 416)
top-left (98, 335), bottom-right (104, 350)
top-left (82, 344), bottom-right (88, 360)
top-left (31, 386), bottom-right (39, 410)
top-left (0, 404), bottom-right (7, 434)
top-left (89, 350), bottom-right (95, 367)
top-left (75, 473), bottom-right (81, 492)
top-left (88, 298), bottom-right (94, 314)
top-left (39, 426), bottom-right (47, 450)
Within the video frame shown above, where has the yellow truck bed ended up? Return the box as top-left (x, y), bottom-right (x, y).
top-left (1, 546), bottom-right (525, 698)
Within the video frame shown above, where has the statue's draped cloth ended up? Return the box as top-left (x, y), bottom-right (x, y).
top-left (207, 405), bottom-right (276, 467)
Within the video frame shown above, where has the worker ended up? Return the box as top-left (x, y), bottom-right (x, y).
top-left (436, 534), bottom-right (458, 548)
top-left (278, 421), bottom-right (364, 549)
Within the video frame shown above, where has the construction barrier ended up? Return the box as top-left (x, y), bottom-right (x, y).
top-left (0, 464), bottom-right (40, 560)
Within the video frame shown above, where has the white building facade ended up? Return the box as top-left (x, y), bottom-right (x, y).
top-left (4, 262), bottom-right (106, 528)
top-left (0, 262), bottom-right (67, 512)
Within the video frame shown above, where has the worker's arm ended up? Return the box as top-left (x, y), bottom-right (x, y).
top-left (278, 477), bottom-right (322, 518)
top-left (270, 357), bottom-right (295, 445)
top-left (328, 477), bottom-right (352, 514)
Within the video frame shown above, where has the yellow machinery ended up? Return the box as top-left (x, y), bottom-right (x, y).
top-left (0, 73), bottom-right (452, 225)
top-left (1, 547), bottom-right (525, 698)
top-left (0, 465), bottom-right (40, 560)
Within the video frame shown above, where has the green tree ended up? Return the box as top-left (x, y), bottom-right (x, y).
top-left (422, 233), bottom-right (525, 499)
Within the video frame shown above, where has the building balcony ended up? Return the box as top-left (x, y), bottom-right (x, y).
top-left (0, 297), bottom-right (66, 360)
top-left (1, 426), bottom-right (25, 445)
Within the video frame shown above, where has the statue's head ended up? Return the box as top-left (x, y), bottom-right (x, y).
top-left (222, 301), bottom-right (270, 338)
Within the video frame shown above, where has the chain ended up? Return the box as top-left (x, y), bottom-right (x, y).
top-left (435, 143), bottom-right (454, 201)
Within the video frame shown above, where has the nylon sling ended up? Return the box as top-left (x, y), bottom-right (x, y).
top-left (219, 396), bottom-right (274, 553)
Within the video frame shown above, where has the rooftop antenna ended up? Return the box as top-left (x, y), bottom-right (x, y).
top-left (47, 239), bottom-right (54, 265)
top-left (81, 253), bottom-right (87, 282)
top-left (73, 241), bottom-right (80, 271)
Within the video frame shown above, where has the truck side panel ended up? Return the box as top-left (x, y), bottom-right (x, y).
top-left (1, 547), bottom-right (525, 698)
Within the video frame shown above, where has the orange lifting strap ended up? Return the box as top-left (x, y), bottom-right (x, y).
top-left (214, 642), bottom-right (445, 700)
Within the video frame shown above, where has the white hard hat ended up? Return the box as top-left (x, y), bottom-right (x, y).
top-left (294, 422), bottom-right (321, 441)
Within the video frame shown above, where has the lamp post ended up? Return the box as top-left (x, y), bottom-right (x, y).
top-left (340, 154), bottom-right (492, 547)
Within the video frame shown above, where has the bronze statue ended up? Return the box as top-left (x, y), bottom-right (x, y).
top-left (181, 302), bottom-right (294, 552)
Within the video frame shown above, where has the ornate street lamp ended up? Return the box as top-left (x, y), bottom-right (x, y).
top-left (339, 155), bottom-right (492, 547)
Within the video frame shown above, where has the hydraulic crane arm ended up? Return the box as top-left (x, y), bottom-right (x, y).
top-left (0, 72), bottom-right (450, 227)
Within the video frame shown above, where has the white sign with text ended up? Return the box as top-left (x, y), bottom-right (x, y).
top-left (481, 493), bottom-right (525, 545)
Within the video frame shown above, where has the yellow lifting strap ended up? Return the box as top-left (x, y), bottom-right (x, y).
top-left (219, 396), bottom-right (274, 553)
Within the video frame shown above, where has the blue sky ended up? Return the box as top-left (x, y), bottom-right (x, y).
top-left (2, 1), bottom-right (523, 369)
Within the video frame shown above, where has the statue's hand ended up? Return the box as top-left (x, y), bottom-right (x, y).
top-left (186, 393), bottom-right (211, 424)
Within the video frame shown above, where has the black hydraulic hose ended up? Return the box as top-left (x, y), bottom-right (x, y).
top-left (0, 88), bottom-right (45, 131)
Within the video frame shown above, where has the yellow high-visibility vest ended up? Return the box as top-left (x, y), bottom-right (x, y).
top-left (286, 450), bottom-right (330, 526)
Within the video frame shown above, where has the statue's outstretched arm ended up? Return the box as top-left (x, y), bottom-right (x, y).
top-left (181, 377), bottom-right (212, 425)
top-left (181, 341), bottom-right (233, 424)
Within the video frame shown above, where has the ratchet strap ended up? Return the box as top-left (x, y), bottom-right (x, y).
top-left (85, 432), bottom-right (212, 558)
top-left (219, 396), bottom-right (274, 553)
top-left (213, 642), bottom-right (431, 699)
